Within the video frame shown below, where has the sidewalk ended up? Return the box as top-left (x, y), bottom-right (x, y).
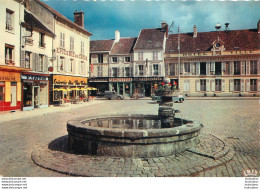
top-left (0, 100), bottom-right (105, 123)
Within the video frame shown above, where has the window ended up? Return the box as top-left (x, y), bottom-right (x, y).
top-left (39, 33), bottom-right (45, 47)
top-left (153, 51), bottom-right (158, 60)
top-left (234, 61), bottom-right (241, 75)
top-left (70, 59), bottom-right (74, 73)
top-left (6, 9), bottom-right (14, 31)
top-left (81, 41), bottom-right (84, 54)
top-left (70, 37), bottom-right (74, 51)
top-left (139, 65), bottom-right (144, 76)
top-left (59, 57), bottom-right (64, 72)
top-left (200, 62), bottom-right (206, 75)
top-left (169, 63), bottom-right (176, 75)
top-left (215, 79), bottom-right (222, 91)
top-left (125, 57), bottom-right (130, 62)
top-left (81, 61), bottom-right (84, 74)
top-left (60, 32), bottom-right (65, 48)
top-left (5, 44), bottom-right (14, 64)
top-left (250, 79), bottom-right (257, 91)
top-left (39, 55), bottom-right (44, 71)
top-left (0, 82), bottom-right (4, 101)
top-left (112, 68), bottom-right (118, 77)
top-left (250, 61), bottom-right (257, 74)
top-left (234, 79), bottom-right (240, 91)
top-left (184, 63), bottom-right (190, 73)
top-left (25, 28), bottom-right (33, 45)
top-left (200, 79), bottom-right (206, 91)
top-left (98, 54), bottom-right (103, 63)
top-left (215, 62), bottom-right (222, 75)
top-left (138, 52), bottom-right (143, 61)
top-left (125, 67), bottom-right (130, 77)
top-left (112, 57), bottom-right (118, 63)
top-left (153, 64), bottom-right (158, 75)
top-left (25, 51), bottom-right (31, 68)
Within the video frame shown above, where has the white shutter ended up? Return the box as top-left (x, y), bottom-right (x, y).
top-left (122, 67), bottom-right (125, 77)
top-left (222, 62), bottom-right (226, 72)
top-left (190, 63), bottom-right (194, 75)
top-left (211, 79), bottom-right (215, 91)
top-left (165, 63), bottom-right (169, 76)
top-left (64, 58), bottom-right (68, 73)
top-left (246, 79), bottom-right (250, 92)
top-left (206, 79), bottom-right (210, 91)
top-left (21, 50), bottom-right (25, 68)
top-left (241, 61), bottom-right (245, 75)
top-left (229, 79), bottom-right (234, 91)
top-left (180, 63), bottom-right (184, 74)
top-left (78, 61), bottom-right (81, 74)
top-left (158, 64), bottom-right (161, 76)
top-left (241, 79), bottom-right (244, 92)
top-left (257, 61), bottom-right (260, 75)
top-left (35, 54), bottom-right (39, 71)
top-left (246, 61), bottom-right (250, 75)
top-left (117, 68), bottom-right (120, 77)
top-left (135, 64), bottom-right (138, 76)
top-left (206, 62), bottom-right (210, 75)
top-left (175, 63), bottom-right (178, 76)
top-left (258, 79), bottom-right (260, 92)
top-left (57, 56), bottom-right (60, 72)
top-left (221, 79), bottom-right (225, 92)
top-left (44, 56), bottom-right (48, 72)
top-left (109, 68), bottom-right (112, 77)
top-left (230, 61), bottom-right (234, 75)
top-left (32, 53), bottom-right (36, 71)
top-left (210, 62), bottom-right (215, 72)
top-left (196, 80), bottom-right (200, 92)
top-left (196, 62), bottom-right (200, 75)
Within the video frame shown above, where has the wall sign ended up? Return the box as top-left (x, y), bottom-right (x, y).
top-left (22, 75), bottom-right (48, 81)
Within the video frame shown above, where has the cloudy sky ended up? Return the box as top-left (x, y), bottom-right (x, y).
top-left (44, 0), bottom-right (260, 40)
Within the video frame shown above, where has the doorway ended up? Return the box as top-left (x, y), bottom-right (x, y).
top-left (10, 83), bottom-right (17, 107)
top-left (33, 86), bottom-right (39, 108)
top-left (144, 83), bottom-right (151, 97)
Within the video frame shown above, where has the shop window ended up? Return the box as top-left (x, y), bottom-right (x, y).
top-left (25, 51), bottom-right (31, 68)
top-left (234, 61), bottom-right (241, 75)
top-left (125, 57), bottom-right (130, 62)
top-left (39, 55), bottom-right (44, 71)
top-left (215, 62), bottom-right (222, 75)
top-left (6, 9), bottom-right (14, 31)
top-left (153, 51), bottom-right (158, 60)
top-left (125, 67), bottom-right (130, 77)
top-left (81, 41), bottom-right (84, 54)
top-left (250, 61), bottom-right (257, 74)
top-left (98, 54), bottom-right (103, 63)
top-left (39, 33), bottom-right (45, 48)
top-left (200, 79), bottom-right (206, 91)
top-left (23, 82), bottom-right (33, 107)
top-left (60, 32), bottom-right (65, 48)
top-left (215, 79), bottom-right (222, 91)
top-left (112, 57), bottom-right (118, 63)
top-left (139, 65), bottom-right (144, 76)
top-left (250, 79), bottom-right (257, 91)
top-left (169, 63), bottom-right (176, 75)
top-left (234, 79), bottom-right (240, 91)
top-left (59, 57), bottom-right (64, 72)
top-left (112, 68), bottom-right (118, 77)
top-left (0, 82), bottom-right (4, 101)
top-left (5, 44), bottom-right (14, 64)
top-left (184, 63), bottom-right (190, 73)
top-left (70, 36), bottom-right (74, 51)
top-left (153, 64), bottom-right (159, 75)
top-left (200, 62), bottom-right (206, 75)
top-left (138, 52), bottom-right (143, 61)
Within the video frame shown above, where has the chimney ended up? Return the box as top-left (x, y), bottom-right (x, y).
top-left (193, 25), bottom-right (197, 38)
top-left (161, 21), bottom-right (169, 38)
top-left (258, 20), bottom-right (260, 33)
top-left (225, 23), bottom-right (230, 31)
top-left (74, 10), bottom-right (84, 28)
top-left (115, 30), bottom-right (120, 43)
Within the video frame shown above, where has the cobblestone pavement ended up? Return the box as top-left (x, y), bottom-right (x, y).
top-left (0, 99), bottom-right (259, 177)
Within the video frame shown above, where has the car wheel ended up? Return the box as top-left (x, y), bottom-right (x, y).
top-left (179, 99), bottom-right (183, 103)
top-left (117, 96), bottom-right (122, 100)
top-left (108, 98), bottom-right (111, 100)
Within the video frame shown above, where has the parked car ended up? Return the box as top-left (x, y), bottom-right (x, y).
top-left (104, 91), bottom-right (124, 100)
top-left (152, 95), bottom-right (185, 103)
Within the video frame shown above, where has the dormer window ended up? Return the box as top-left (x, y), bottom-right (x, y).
top-left (112, 57), bottom-right (118, 63)
top-left (215, 43), bottom-right (221, 48)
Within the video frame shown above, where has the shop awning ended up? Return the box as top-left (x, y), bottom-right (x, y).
top-left (71, 88), bottom-right (81, 90)
top-left (53, 88), bottom-right (67, 91)
top-left (86, 87), bottom-right (97, 90)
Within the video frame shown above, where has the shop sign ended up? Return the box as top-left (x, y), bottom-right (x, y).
top-left (22, 75), bottom-right (48, 81)
top-left (89, 78), bottom-right (108, 82)
top-left (133, 77), bottom-right (163, 81)
top-left (109, 78), bottom-right (132, 82)
top-left (56, 48), bottom-right (88, 61)
top-left (0, 76), bottom-right (17, 81)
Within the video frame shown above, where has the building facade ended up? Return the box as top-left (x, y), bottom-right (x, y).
top-left (165, 23), bottom-right (260, 97)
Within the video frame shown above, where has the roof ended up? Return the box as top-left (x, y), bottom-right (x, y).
top-left (34, 0), bottom-right (92, 36)
top-left (90, 40), bottom-right (115, 52)
top-left (110, 37), bottom-right (137, 55)
top-left (166, 29), bottom-right (260, 53)
top-left (23, 10), bottom-right (55, 37)
top-left (134, 28), bottom-right (165, 50)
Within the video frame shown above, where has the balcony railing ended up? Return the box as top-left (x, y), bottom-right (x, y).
top-left (5, 59), bottom-right (14, 65)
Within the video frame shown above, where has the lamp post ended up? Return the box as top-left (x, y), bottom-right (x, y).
top-left (177, 26), bottom-right (181, 90)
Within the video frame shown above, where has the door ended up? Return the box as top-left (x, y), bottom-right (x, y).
top-left (33, 86), bottom-right (39, 108)
top-left (10, 85), bottom-right (17, 107)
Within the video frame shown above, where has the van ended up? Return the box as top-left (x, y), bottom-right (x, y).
top-left (104, 91), bottom-right (124, 100)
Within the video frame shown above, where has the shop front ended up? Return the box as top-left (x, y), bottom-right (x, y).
top-left (88, 78), bottom-right (109, 96)
top-left (22, 73), bottom-right (49, 111)
top-left (133, 77), bottom-right (164, 97)
top-left (0, 66), bottom-right (30, 111)
top-left (109, 78), bottom-right (132, 97)
top-left (50, 75), bottom-right (88, 104)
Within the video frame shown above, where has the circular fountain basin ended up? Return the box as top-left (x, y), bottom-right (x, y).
top-left (67, 114), bottom-right (203, 158)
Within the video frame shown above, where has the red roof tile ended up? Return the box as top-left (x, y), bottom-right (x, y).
top-left (90, 40), bottom-right (114, 52)
top-left (134, 28), bottom-right (165, 50)
top-left (166, 29), bottom-right (260, 53)
top-left (110, 37), bottom-right (137, 55)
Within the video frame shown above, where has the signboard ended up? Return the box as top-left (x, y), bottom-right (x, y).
top-left (22, 74), bottom-right (48, 81)
top-left (109, 78), bottom-right (132, 82)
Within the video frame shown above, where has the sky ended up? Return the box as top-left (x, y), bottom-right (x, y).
top-left (43, 0), bottom-right (260, 40)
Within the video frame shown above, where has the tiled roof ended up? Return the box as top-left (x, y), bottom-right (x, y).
top-left (134, 28), bottom-right (165, 50)
top-left (90, 40), bottom-right (115, 52)
top-left (34, 0), bottom-right (92, 36)
top-left (166, 29), bottom-right (260, 53)
top-left (23, 10), bottom-right (55, 37)
top-left (110, 37), bottom-right (137, 55)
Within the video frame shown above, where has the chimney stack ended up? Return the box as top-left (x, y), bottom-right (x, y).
top-left (193, 25), bottom-right (197, 38)
top-left (161, 21), bottom-right (169, 38)
top-left (115, 30), bottom-right (120, 43)
top-left (74, 10), bottom-right (84, 28)
top-left (258, 20), bottom-right (260, 33)
top-left (225, 23), bottom-right (230, 31)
